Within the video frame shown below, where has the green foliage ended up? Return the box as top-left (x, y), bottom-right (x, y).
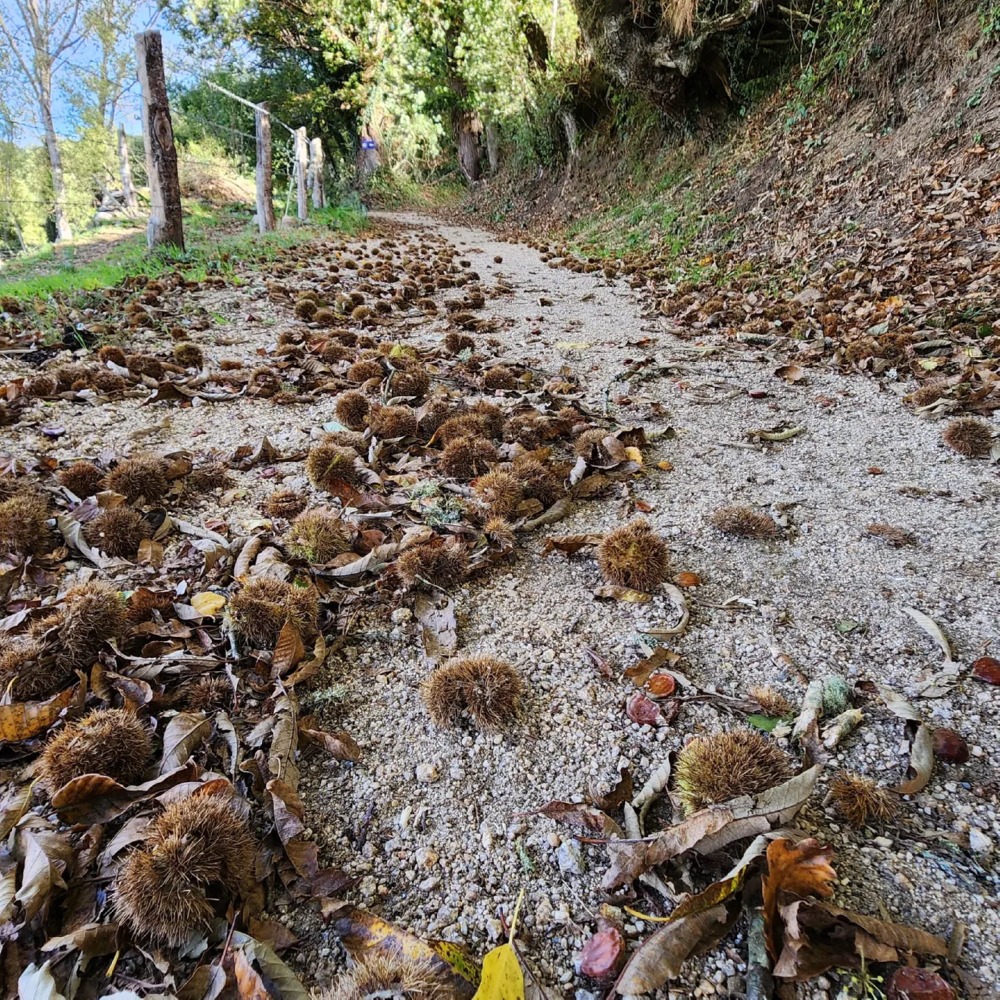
top-left (981, 1), bottom-right (1000, 39)
top-left (798, 0), bottom-right (884, 91)
top-left (836, 959), bottom-right (886, 1000)
top-left (168, 0), bottom-right (577, 186)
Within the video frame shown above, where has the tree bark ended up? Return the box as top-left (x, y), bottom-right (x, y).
top-left (485, 120), bottom-right (500, 175)
top-left (39, 76), bottom-right (73, 242)
top-left (309, 137), bottom-right (325, 209)
top-left (454, 112), bottom-right (481, 184)
top-left (135, 30), bottom-right (184, 250)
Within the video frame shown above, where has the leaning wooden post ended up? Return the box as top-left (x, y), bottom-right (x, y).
top-left (254, 103), bottom-right (276, 233)
top-left (118, 124), bottom-right (138, 212)
top-left (309, 137), bottom-right (325, 209)
top-left (294, 127), bottom-right (309, 222)
top-left (135, 30), bottom-right (183, 250)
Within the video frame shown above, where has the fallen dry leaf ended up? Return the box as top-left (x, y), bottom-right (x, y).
top-left (540, 533), bottom-right (603, 556)
top-left (190, 591), bottom-right (226, 616)
top-left (762, 838), bottom-right (837, 960)
top-left (328, 903), bottom-right (480, 999)
top-left (524, 800), bottom-right (623, 838)
top-left (51, 761), bottom-right (199, 825)
top-left (603, 766), bottom-right (822, 889)
top-left (0, 680), bottom-right (82, 744)
top-left (615, 904), bottom-right (733, 994)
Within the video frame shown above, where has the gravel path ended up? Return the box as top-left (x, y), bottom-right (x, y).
top-left (3, 211), bottom-right (996, 999)
top-left (295, 213), bottom-right (999, 998)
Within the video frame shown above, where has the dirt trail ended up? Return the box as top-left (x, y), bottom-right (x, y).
top-left (2, 211), bottom-right (997, 997)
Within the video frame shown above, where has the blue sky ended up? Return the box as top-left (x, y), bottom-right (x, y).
top-left (6, 1), bottom-right (217, 143)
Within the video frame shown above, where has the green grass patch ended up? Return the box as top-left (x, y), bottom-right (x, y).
top-left (0, 199), bottom-right (367, 303)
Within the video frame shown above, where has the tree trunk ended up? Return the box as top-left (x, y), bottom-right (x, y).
top-left (118, 124), bottom-right (138, 212)
top-left (309, 137), bottom-right (325, 209)
top-left (38, 73), bottom-right (73, 242)
top-left (485, 120), bottom-right (500, 175)
top-left (455, 113), bottom-right (481, 184)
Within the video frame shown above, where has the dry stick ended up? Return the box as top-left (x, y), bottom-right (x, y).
top-left (743, 876), bottom-right (774, 1000)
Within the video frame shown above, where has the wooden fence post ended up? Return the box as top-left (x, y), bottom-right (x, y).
top-left (294, 127), bottom-right (309, 222)
top-left (309, 137), bottom-right (325, 210)
top-left (135, 30), bottom-right (183, 250)
top-left (118, 124), bottom-right (138, 213)
top-left (255, 103), bottom-right (276, 233)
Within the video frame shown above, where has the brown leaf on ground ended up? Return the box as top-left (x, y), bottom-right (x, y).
top-left (50, 761), bottom-right (199, 825)
top-left (525, 800), bottom-right (623, 838)
top-left (896, 722), bottom-right (934, 795)
top-left (762, 838), bottom-right (837, 960)
top-left (272, 620), bottom-right (306, 676)
top-left (41, 921), bottom-right (119, 958)
top-left (624, 647), bottom-right (681, 687)
top-left (603, 766), bottom-right (821, 889)
top-left (583, 647), bottom-right (613, 678)
top-left (865, 523), bottom-right (916, 547)
top-left (299, 722), bottom-right (361, 762)
top-left (540, 532), bottom-right (603, 556)
top-left (0, 681), bottom-right (82, 744)
top-left (327, 903), bottom-right (480, 999)
top-left (13, 824), bottom-right (74, 922)
top-left (772, 901), bottom-right (948, 980)
top-left (588, 768), bottom-right (633, 813)
top-left (414, 594), bottom-right (458, 664)
top-left (233, 945), bottom-right (273, 1000)
top-left (159, 712), bottom-right (212, 773)
top-left (615, 904), bottom-right (735, 994)
top-left (268, 776), bottom-right (336, 891)
top-left (231, 436), bottom-right (279, 471)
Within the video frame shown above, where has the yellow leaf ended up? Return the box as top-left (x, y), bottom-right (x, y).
top-left (657, 460), bottom-right (674, 472)
top-left (434, 940), bottom-right (484, 986)
top-left (190, 592), bottom-right (226, 616)
top-left (472, 943), bottom-right (523, 1000)
top-left (624, 446), bottom-right (643, 465)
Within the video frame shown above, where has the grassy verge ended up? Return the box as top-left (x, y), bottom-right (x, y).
top-left (0, 199), bottom-right (367, 303)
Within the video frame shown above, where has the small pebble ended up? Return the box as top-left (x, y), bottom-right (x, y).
top-left (415, 763), bottom-right (440, 783)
